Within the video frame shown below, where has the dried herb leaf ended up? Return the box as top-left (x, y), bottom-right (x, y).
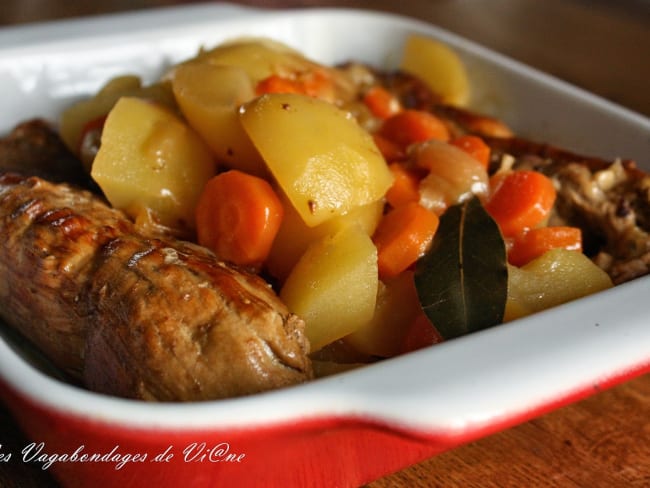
top-left (414, 196), bottom-right (507, 339)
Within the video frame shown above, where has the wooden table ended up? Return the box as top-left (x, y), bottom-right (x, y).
top-left (1, 1), bottom-right (649, 487)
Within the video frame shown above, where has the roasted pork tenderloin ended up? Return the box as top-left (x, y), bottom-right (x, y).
top-left (0, 121), bottom-right (313, 401)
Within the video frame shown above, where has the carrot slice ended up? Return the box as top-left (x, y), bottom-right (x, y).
top-left (256, 74), bottom-right (306, 96)
top-left (463, 116), bottom-right (513, 138)
top-left (400, 312), bottom-right (444, 354)
top-left (372, 133), bottom-right (406, 162)
top-left (363, 85), bottom-right (401, 119)
top-left (484, 170), bottom-right (556, 237)
top-left (385, 163), bottom-right (422, 208)
top-left (372, 202), bottom-right (440, 279)
top-left (256, 70), bottom-right (334, 100)
top-left (450, 134), bottom-right (491, 169)
top-left (299, 69), bottom-right (335, 99)
top-left (378, 109), bottom-right (450, 148)
top-left (508, 226), bottom-right (582, 266)
top-left (195, 170), bottom-right (284, 268)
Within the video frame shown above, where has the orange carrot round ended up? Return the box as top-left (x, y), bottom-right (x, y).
top-left (484, 170), bottom-right (556, 237)
top-left (378, 109), bottom-right (450, 148)
top-left (299, 69), bottom-right (335, 99)
top-left (256, 70), bottom-right (334, 100)
top-left (385, 163), bottom-right (423, 208)
top-left (372, 202), bottom-right (440, 279)
top-left (195, 170), bottom-right (284, 268)
top-left (400, 312), bottom-right (444, 354)
top-left (450, 134), bottom-right (491, 169)
top-left (256, 74), bottom-right (306, 96)
top-left (372, 133), bottom-right (406, 162)
top-left (463, 115), bottom-right (514, 138)
top-left (363, 85), bottom-right (401, 119)
top-left (508, 226), bottom-right (582, 266)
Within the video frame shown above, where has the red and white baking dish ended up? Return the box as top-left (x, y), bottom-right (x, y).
top-left (0, 4), bottom-right (649, 487)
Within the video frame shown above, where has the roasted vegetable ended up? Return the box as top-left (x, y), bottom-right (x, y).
top-left (60, 75), bottom-right (176, 170)
top-left (400, 35), bottom-right (470, 106)
top-left (505, 248), bottom-right (613, 321)
top-left (280, 224), bottom-right (379, 351)
top-left (240, 93), bottom-right (393, 227)
top-left (91, 96), bottom-right (216, 236)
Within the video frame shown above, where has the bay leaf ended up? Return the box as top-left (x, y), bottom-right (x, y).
top-left (414, 196), bottom-right (507, 339)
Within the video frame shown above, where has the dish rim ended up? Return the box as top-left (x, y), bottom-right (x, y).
top-left (0, 3), bottom-right (649, 435)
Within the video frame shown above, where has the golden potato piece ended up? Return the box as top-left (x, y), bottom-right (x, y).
top-left (240, 93), bottom-right (393, 227)
top-left (400, 35), bottom-right (470, 106)
top-left (171, 62), bottom-right (267, 176)
top-left (59, 76), bottom-right (176, 170)
top-left (192, 38), bottom-right (314, 85)
top-left (266, 195), bottom-right (384, 282)
top-left (91, 97), bottom-right (216, 234)
top-left (280, 225), bottom-right (379, 351)
top-left (345, 271), bottom-right (422, 358)
top-left (505, 248), bottom-right (613, 321)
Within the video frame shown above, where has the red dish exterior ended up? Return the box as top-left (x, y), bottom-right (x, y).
top-left (3, 362), bottom-right (649, 488)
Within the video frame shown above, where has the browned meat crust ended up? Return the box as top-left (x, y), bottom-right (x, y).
top-left (0, 173), bottom-right (312, 401)
top-left (0, 119), bottom-right (93, 188)
top-left (85, 234), bottom-right (312, 400)
top-left (0, 173), bottom-right (128, 377)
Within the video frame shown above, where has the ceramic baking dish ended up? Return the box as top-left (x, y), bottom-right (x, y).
top-left (0, 4), bottom-right (649, 487)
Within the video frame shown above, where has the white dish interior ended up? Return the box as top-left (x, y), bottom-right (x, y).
top-left (0, 3), bottom-right (648, 434)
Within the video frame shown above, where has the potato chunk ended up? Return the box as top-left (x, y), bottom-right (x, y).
top-left (240, 93), bottom-right (393, 227)
top-left (91, 97), bottom-right (215, 234)
top-left (171, 62), bottom-right (266, 176)
top-left (505, 248), bottom-right (613, 321)
top-left (345, 271), bottom-right (422, 357)
top-left (60, 76), bottom-right (176, 170)
top-left (266, 195), bottom-right (384, 282)
top-left (400, 35), bottom-right (470, 106)
top-left (190, 38), bottom-right (319, 86)
top-left (280, 225), bottom-right (379, 351)
top-left (169, 38), bottom-right (354, 175)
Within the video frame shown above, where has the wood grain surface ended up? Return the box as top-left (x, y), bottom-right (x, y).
top-left (0, 1), bottom-right (649, 487)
